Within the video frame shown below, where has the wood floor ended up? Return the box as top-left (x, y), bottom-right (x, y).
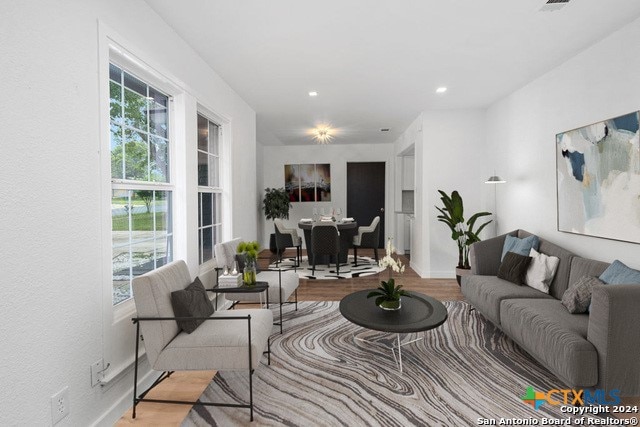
top-left (116, 249), bottom-right (461, 426)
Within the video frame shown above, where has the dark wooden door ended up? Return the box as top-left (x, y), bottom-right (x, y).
top-left (347, 162), bottom-right (385, 248)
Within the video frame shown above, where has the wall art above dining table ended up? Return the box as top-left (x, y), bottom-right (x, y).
top-left (285, 163), bottom-right (331, 202)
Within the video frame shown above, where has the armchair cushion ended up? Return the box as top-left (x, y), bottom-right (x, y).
top-left (170, 277), bottom-right (214, 333)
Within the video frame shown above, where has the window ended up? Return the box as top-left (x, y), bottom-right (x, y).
top-left (109, 63), bottom-right (173, 305)
top-left (197, 113), bottom-right (222, 264)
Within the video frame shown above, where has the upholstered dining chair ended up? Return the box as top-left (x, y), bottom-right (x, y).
top-left (352, 216), bottom-right (381, 266)
top-left (311, 222), bottom-right (340, 275)
top-left (274, 218), bottom-right (302, 268)
top-left (131, 260), bottom-right (272, 421)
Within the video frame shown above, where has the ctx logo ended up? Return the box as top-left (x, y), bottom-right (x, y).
top-left (521, 386), bottom-right (621, 409)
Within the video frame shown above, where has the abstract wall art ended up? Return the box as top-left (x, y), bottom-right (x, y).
top-left (284, 163), bottom-right (331, 202)
top-left (556, 111), bottom-right (640, 243)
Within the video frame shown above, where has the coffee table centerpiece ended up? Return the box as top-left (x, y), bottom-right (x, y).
top-left (367, 238), bottom-right (409, 310)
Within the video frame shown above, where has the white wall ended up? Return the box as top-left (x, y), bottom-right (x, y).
top-left (395, 110), bottom-right (488, 278)
top-left (0, 1), bottom-right (256, 425)
top-left (486, 15), bottom-right (640, 268)
top-left (259, 143), bottom-right (396, 249)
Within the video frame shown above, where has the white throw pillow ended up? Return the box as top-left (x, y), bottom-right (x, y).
top-left (525, 248), bottom-right (560, 294)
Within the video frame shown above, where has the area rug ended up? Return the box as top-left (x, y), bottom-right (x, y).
top-left (183, 301), bottom-right (597, 426)
top-left (267, 255), bottom-right (384, 280)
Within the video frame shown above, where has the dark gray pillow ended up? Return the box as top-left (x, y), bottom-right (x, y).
top-left (497, 252), bottom-right (532, 285)
top-left (170, 277), bottom-right (214, 333)
top-left (562, 276), bottom-right (603, 314)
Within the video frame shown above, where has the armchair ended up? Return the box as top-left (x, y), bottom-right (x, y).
top-left (274, 218), bottom-right (302, 267)
top-left (131, 260), bottom-right (272, 421)
top-left (311, 222), bottom-right (340, 275)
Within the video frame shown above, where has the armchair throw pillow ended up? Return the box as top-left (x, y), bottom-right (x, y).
top-left (497, 252), bottom-right (532, 285)
top-left (170, 277), bottom-right (214, 334)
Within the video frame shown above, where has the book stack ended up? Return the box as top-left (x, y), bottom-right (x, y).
top-left (218, 273), bottom-right (242, 288)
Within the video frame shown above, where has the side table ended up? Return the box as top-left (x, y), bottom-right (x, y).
top-left (208, 281), bottom-right (269, 311)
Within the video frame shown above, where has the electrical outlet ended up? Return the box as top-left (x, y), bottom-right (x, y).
top-left (90, 359), bottom-right (103, 387)
top-left (51, 386), bottom-right (70, 425)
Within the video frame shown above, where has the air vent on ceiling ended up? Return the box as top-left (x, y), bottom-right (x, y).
top-left (539, 0), bottom-right (569, 12)
top-left (380, 128), bottom-right (390, 132)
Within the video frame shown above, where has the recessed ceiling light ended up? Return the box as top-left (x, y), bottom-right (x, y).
top-left (308, 91), bottom-right (318, 97)
top-left (436, 87), bottom-right (447, 94)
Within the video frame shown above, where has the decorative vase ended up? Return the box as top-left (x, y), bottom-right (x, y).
top-left (378, 298), bottom-right (401, 311)
top-left (243, 259), bottom-right (257, 286)
top-left (455, 267), bottom-right (471, 286)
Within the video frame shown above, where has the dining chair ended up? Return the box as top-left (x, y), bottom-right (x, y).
top-left (311, 222), bottom-right (340, 275)
top-left (274, 219), bottom-right (302, 267)
top-left (352, 216), bottom-right (381, 266)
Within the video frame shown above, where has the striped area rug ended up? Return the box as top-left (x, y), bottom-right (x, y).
top-left (268, 255), bottom-right (384, 280)
top-left (183, 301), bottom-right (593, 426)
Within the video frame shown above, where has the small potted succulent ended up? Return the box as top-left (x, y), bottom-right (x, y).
top-left (367, 238), bottom-right (411, 310)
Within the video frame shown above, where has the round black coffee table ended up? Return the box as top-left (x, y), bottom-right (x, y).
top-left (339, 290), bottom-right (448, 372)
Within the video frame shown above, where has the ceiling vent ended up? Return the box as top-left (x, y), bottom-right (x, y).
top-left (539, 0), bottom-right (570, 12)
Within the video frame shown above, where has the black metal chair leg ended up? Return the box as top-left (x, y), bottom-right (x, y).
top-left (353, 246), bottom-right (358, 266)
top-left (374, 247), bottom-right (379, 262)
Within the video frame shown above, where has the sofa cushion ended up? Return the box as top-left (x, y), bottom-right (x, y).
top-left (599, 260), bottom-right (640, 285)
top-left (500, 298), bottom-right (597, 388)
top-left (170, 277), bottom-right (214, 333)
top-left (461, 275), bottom-right (553, 326)
top-left (561, 276), bottom-right (603, 314)
top-left (501, 234), bottom-right (540, 261)
top-left (568, 257), bottom-right (609, 289)
top-left (497, 252), bottom-right (532, 285)
top-left (525, 248), bottom-right (560, 294)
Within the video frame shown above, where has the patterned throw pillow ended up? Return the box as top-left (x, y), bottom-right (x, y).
top-left (497, 252), bottom-right (532, 285)
top-left (561, 276), bottom-right (603, 314)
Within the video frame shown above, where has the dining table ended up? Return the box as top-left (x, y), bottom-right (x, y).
top-left (298, 219), bottom-right (358, 266)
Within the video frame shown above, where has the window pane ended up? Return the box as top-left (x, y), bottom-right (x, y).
top-left (150, 136), bottom-right (169, 182)
top-left (201, 192), bottom-right (212, 226)
top-left (198, 193), bottom-right (202, 227)
top-left (213, 224), bottom-right (222, 247)
top-left (197, 114), bottom-right (208, 151)
top-left (209, 122), bottom-right (219, 155)
top-left (202, 226), bottom-right (213, 263)
top-left (109, 63), bottom-right (122, 82)
top-left (111, 190), bottom-right (130, 237)
top-left (110, 124), bottom-right (124, 179)
top-left (214, 193), bottom-right (222, 224)
top-left (125, 129), bottom-right (149, 181)
top-left (209, 155), bottom-right (219, 187)
top-left (198, 152), bottom-right (208, 186)
top-left (155, 191), bottom-right (171, 233)
top-left (131, 190), bottom-right (155, 245)
top-left (155, 235), bottom-right (172, 269)
top-left (123, 71), bottom-right (147, 96)
top-left (149, 99), bottom-right (168, 138)
top-left (110, 81), bottom-right (123, 124)
top-left (198, 230), bottom-right (203, 264)
top-left (123, 88), bottom-right (148, 131)
top-left (130, 241), bottom-right (154, 277)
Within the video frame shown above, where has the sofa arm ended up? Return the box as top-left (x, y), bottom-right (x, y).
top-left (469, 231), bottom-right (517, 275)
top-left (588, 284), bottom-right (640, 395)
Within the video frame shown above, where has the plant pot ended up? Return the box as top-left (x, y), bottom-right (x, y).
top-left (455, 267), bottom-right (472, 286)
top-left (378, 298), bottom-right (402, 311)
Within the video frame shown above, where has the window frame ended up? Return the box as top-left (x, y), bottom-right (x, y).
top-left (197, 112), bottom-right (223, 265)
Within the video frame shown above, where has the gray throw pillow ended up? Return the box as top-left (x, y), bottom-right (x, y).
top-left (561, 276), bottom-right (603, 314)
top-left (497, 252), bottom-right (532, 285)
top-left (170, 277), bottom-right (214, 333)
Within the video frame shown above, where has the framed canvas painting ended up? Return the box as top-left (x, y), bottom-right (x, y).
top-left (316, 163), bottom-right (331, 201)
top-left (556, 111), bottom-right (640, 243)
top-left (284, 164), bottom-right (300, 201)
top-left (299, 164), bottom-right (316, 202)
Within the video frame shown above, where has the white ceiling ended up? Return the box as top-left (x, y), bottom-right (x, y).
top-left (145, 0), bottom-right (640, 146)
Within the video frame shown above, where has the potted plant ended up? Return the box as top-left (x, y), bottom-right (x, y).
top-left (435, 190), bottom-right (492, 285)
top-left (262, 187), bottom-right (292, 253)
top-left (367, 238), bottom-right (411, 310)
top-left (237, 240), bottom-right (260, 285)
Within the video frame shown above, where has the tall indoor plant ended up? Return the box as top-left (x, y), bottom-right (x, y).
top-left (435, 190), bottom-right (492, 283)
top-left (262, 187), bottom-right (292, 252)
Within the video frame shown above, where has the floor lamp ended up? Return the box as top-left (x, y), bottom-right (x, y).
top-left (485, 174), bottom-right (506, 236)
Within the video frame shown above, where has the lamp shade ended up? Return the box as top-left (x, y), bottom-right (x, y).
top-left (485, 175), bottom-right (506, 184)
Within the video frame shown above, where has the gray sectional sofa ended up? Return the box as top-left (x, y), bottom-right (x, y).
top-left (461, 229), bottom-right (640, 396)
